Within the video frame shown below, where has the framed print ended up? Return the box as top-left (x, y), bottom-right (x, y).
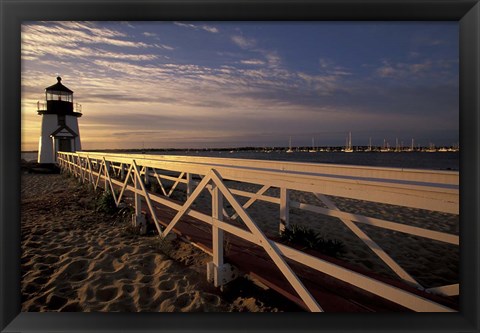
top-left (1, 0), bottom-right (479, 332)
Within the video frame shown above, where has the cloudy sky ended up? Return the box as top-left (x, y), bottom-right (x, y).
top-left (21, 21), bottom-right (458, 151)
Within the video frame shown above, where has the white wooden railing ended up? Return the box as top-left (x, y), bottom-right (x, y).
top-left (57, 151), bottom-right (459, 312)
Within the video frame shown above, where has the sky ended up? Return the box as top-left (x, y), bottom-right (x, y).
top-left (21, 21), bottom-right (459, 151)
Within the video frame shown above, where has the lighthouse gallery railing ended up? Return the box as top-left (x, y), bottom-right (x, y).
top-left (57, 151), bottom-right (459, 312)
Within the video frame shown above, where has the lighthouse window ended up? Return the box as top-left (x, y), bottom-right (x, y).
top-left (47, 92), bottom-right (73, 103)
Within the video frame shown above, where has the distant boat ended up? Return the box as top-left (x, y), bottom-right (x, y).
top-left (426, 143), bottom-right (436, 152)
top-left (447, 144), bottom-right (459, 152)
top-left (395, 138), bottom-right (401, 152)
top-left (366, 137), bottom-right (373, 152)
top-left (380, 138), bottom-right (390, 152)
top-left (309, 137), bottom-right (317, 153)
top-left (286, 137), bottom-right (293, 153)
top-left (406, 138), bottom-right (415, 152)
top-left (344, 132), bottom-right (353, 153)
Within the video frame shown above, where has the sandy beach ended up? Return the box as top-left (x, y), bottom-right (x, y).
top-left (21, 171), bottom-right (300, 312)
top-left (21, 164), bottom-right (459, 312)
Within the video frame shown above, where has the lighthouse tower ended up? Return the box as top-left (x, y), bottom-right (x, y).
top-left (37, 76), bottom-right (82, 164)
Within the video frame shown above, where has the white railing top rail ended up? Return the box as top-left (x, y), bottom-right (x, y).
top-left (80, 151), bottom-right (459, 185)
top-left (66, 151), bottom-right (459, 214)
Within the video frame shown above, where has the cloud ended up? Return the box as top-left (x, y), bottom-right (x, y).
top-left (120, 21), bottom-right (136, 29)
top-left (20, 21), bottom-right (183, 71)
top-left (429, 39), bottom-right (447, 46)
top-left (154, 43), bottom-right (174, 51)
top-left (202, 26), bottom-right (219, 33)
top-left (173, 22), bottom-right (219, 33)
top-left (21, 22), bottom-right (160, 61)
top-left (376, 60), bottom-right (434, 78)
top-left (318, 58), bottom-right (352, 76)
top-left (231, 35), bottom-right (255, 49)
top-left (56, 21), bottom-right (125, 38)
top-left (22, 42), bottom-right (158, 62)
top-left (263, 51), bottom-right (281, 68)
top-left (319, 58), bottom-right (332, 69)
top-left (296, 72), bottom-right (339, 93)
top-left (376, 64), bottom-right (397, 77)
top-left (240, 59), bottom-right (265, 65)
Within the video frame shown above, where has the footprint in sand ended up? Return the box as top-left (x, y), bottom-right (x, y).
top-left (174, 292), bottom-right (195, 308)
top-left (22, 283), bottom-right (39, 295)
top-left (158, 279), bottom-right (175, 291)
top-left (139, 275), bottom-right (152, 284)
top-left (37, 265), bottom-right (55, 277)
top-left (41, 255), bottom-right (59, 265)
top-left (50, 246), bottom-right (70, 257)
top-left (60, 301), bottom-right (83, 311)
top-left (46, 294), bottom-right (68, 310)
top-left (110, 248), bottom-right (130, 258)
top-left (159, 299), bottom-right (176, 312)
top-left (202, 293), bottom-right (222, 306)
top-left (95, 255), bottom-right (116, 273)
top-left (68, 246), bottom-right (89, 258)
top-left (104, 301), bottom-right (137, 312)
top-left (56, 259), bottom-right (89, 282)
top-left (28, 276), bottom-right (49, 286)
top-left (122, 284), bottom-right (134, 294)
top-left (139, 286), bottom-right (156, 300)
top-left (155, 289), bottom-right (176, 304)
top-left (95, 287), bottom-right (119, 303)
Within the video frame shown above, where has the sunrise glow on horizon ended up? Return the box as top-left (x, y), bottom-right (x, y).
top-left (21, 21), bottom-right (459, 151)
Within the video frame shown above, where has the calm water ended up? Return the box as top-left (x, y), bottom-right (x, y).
top-left (22, 150), bottom-right (459, 171)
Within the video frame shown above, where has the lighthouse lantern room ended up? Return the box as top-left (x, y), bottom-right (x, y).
top-left (37, 76), bottom-right (82, 164)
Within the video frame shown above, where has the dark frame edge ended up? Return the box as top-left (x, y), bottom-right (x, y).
top-left (459, 1), bottom-right (480, 330)
top-left (1, 0), bottom-right (479, 332)
top-left (1, 0), bottom-right (22, 332)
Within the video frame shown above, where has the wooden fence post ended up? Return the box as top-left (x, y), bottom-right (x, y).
top-left (186, 173), bottom-right (193, 198)
top-left (280, 187), bottom-right (290, 234)
top-left (120, 163), bottom-right (125, 180)
top-left (144, 167), bottom-right (150, 186)
top-left (104, 161), bottom-right (110, 190)
top-left (212, 183), bottom-right (224, 276)
top-left (207, 179), bottom-right (239, 287)
top-left (133, 161), bottom-right (147, 234)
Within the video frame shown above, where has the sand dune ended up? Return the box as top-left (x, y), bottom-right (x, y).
top-left (21, 173), bottom-right (292, 312)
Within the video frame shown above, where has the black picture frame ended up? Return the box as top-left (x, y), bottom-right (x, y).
top-left (1, 0), bottom-right (479, 332)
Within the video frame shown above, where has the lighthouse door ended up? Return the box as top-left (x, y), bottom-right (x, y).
top-left (59, 138), bottom-right (72, 152)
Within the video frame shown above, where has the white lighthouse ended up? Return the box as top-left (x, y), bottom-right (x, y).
top-left (37, 76), bottom-right (82, 164)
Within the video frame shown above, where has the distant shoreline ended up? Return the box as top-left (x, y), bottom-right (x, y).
top-left (22, 146), bottom-right (461, 154)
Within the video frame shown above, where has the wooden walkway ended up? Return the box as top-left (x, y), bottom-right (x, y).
top-left (128, 195), bottom-right (458, 312)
